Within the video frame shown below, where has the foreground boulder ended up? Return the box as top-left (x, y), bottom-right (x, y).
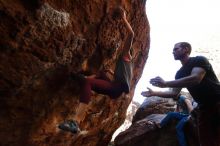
top-left (115, 114), bottom-right (179, 146)
top-left (114, 97), bottom-right (199, 146)
top-left (132, 96), bottom-right (176, 123)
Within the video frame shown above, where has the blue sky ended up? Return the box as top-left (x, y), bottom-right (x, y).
top-left (133, 0), bottom-right (220, 103)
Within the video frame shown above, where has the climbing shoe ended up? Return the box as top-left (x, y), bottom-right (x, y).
top-left (58, 120), bottom-right (80, 134)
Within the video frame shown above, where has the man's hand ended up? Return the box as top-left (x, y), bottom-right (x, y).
top-left (150, 76), bottom-right (167, 88)
top-left (141, 87), bottom-right (154, 97)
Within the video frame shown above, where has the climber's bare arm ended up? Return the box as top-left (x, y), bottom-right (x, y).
top-left (121, 12), bottom-right (134, 62)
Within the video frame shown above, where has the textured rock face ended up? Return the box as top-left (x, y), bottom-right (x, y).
top-left (114, 97), bottom-right (199, 146)
top-left (0, 0), bottom-right (149, 146)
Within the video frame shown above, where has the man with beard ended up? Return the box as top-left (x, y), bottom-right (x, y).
top-left (142, 42), bottom-right (220, 146)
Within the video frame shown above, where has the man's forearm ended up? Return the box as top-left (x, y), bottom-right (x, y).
top-left (166, 75), bottom-right (201, 88)
top-left (152, 90), bottom-right (178, 98)
top-left (166, 67), bottom-right (206, 88)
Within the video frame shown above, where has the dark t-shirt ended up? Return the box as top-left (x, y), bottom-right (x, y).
top-left (175, 56), bottom-right (220, 106)
top-left (114, 55), bottom-right (133, 93)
